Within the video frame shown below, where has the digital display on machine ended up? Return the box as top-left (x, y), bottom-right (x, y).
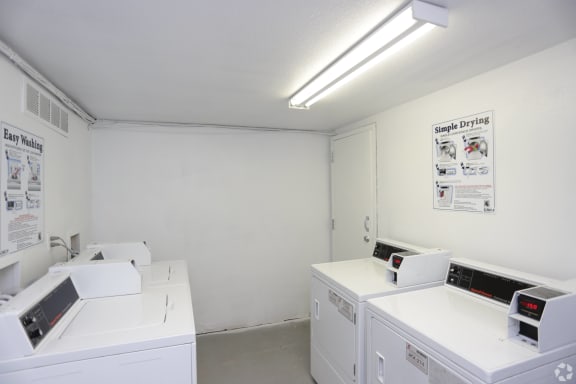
top-left (391, 252), bottom-right (419, 269)
top-left (446, 263), bottom-right (534, 305)
top-left (517, 295), bottom-right (545, 320)
top-left (373, 242), bottom-right (408, 262)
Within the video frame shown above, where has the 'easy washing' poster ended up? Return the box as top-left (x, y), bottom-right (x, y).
top-left (432, 111), bottom-right (495, 213)
top-left (0, 122), bottom-right (44, 256)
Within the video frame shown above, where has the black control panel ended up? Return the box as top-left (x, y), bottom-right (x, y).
top-left (446, 263), bottom-right (534, 305)
top-left (19, 277), bottom-right (79, 347)
top-left (373, 242), bottom-right (408, 262)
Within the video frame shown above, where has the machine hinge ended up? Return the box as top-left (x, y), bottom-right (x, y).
top-left (331, 219), bottom-right (335, 230)
top-left (354, 313), bottom-right (356, 324)
top-left (331, 151), bottom-right (334, 163)
top-left (353, 364), bottom-right (356, 377)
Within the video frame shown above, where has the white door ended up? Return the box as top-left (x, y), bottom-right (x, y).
top-left (331, 125), bottom-right (377, 261)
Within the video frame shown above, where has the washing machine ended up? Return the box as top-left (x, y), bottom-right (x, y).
top-left (0, 266), bottom-right (196, 384)
top-left (365, 258), bottom-right (576, 384)
top-left (311, 238), bottom-right (451, 384)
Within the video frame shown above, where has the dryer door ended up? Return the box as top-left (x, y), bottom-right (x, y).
top-left (367, 315), bottom-right (471, 384)
top-left (311, 276), bottom-right (357, 382)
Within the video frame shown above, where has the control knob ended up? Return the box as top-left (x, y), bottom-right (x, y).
top-left (28, 328), bottom-right (43, 340)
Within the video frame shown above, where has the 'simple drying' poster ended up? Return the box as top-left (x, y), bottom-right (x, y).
top-left (432, 111), bottom-right (495, 213)
top-left (0, 122), bottom-right (44, 256)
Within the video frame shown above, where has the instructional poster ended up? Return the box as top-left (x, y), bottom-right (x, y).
top-left (0, 122), bottom-right (44, 256)
top-left (432, 111), bottom-right (495, 213)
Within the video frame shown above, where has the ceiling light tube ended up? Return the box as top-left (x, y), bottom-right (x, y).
top-left (289, 0), bottom-right (448, 109)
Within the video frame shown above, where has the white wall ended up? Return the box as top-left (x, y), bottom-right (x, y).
top-left (91, 125), bottom-right (331, 333)
top-left (0, 55), bottom-right (92, 288)
top-left (339, 38), bottom-right (576, 280)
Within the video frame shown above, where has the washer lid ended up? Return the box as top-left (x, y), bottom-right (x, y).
top-left (61, 291), bottom-right (167, 338)
top-left (139, 260), bottom-right (190, 288)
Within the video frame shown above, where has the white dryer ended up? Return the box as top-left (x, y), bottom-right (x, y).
top-left (366, 258), bottom-right (576, 384)
top-left (311, 238), bottom-right (451, 384)
top-left (0, 268), bottom-right (196, 384)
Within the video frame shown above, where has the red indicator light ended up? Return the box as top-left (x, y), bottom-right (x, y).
top-left (470, 288), bottom-right (493, 298)
top-left (520, 301), bottom-right (538, 311)
top-left (49, 312), bottom-right (63, 327)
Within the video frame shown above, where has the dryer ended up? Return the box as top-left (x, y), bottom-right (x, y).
top-left (311, 238), bottom-right (451, 384)
top-left (365, 258), bottom-right (576, 384)
top-left (0, 266), bottom-right (196, 384)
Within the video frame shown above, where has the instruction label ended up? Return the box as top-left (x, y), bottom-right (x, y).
top-left (0, 122), bottom-right (44, 256)
top-left (328, 289), bottom-right (354, 323)
top-left (432, 111), bottom-right (495, 213)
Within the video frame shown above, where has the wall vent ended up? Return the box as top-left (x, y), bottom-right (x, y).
top-left (23, 80), bottom-right (69, 136)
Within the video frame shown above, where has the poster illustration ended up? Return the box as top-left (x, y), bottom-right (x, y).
top-left (0, 122), bottom-right (44, 256)
top-left (432, 111), bottom-right (494, 213)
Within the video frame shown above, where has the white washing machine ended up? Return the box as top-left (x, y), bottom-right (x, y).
top-left (365, 258), bottom-right (576, 384)
top-left (311, 238), bottom-right (451, 384)
top-left (0, 266), bottom-right (196, 384)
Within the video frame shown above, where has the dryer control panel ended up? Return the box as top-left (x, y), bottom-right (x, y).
top-left (446, 262), bottom-right (534, 305)
top-left (373, 242), bottom-right (408, 262)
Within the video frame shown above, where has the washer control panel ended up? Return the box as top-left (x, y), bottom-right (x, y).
top-left (19, 277), bottom-right (79, 347)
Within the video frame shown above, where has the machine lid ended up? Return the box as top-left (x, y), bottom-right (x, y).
top-left (60, 291), bottom-right (167, 338)
top-left (367, 286), bottom-right (569, 382)
top-left (139, 260), bottom-right (190, 287)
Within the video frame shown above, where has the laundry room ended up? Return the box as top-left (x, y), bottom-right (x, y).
top-left (1, 1), bottom-right (576, 384)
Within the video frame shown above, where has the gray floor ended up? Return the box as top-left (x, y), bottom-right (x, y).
top-left (197, 319), bottom-right (316, 384)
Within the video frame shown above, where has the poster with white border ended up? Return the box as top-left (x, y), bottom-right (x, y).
top-left (0, 122), bottom-right (44, 256)
top-left (432, 111), bottom-right (495, 213)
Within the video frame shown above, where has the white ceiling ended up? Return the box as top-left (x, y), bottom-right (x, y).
top-left (0, 0), bottom-right (575, 132)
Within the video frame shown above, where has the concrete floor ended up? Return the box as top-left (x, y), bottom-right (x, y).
top-left (197, 318), bottom-right (315, 384)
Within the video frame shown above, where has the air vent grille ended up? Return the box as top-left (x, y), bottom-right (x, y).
top-left (26, 84), bottom-right (40, 115)
top-left (39, 93), bottom-right (50, 122)
top-left (60, 110), bottom-right (69, 133)
top-left (50, 103), bottom-right (61, 127)
top-left (23, 81), bottom-right (69, 136)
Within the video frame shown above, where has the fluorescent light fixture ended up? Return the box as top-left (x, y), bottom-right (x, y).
top-left (289, 0), bottom-right (448, 109)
